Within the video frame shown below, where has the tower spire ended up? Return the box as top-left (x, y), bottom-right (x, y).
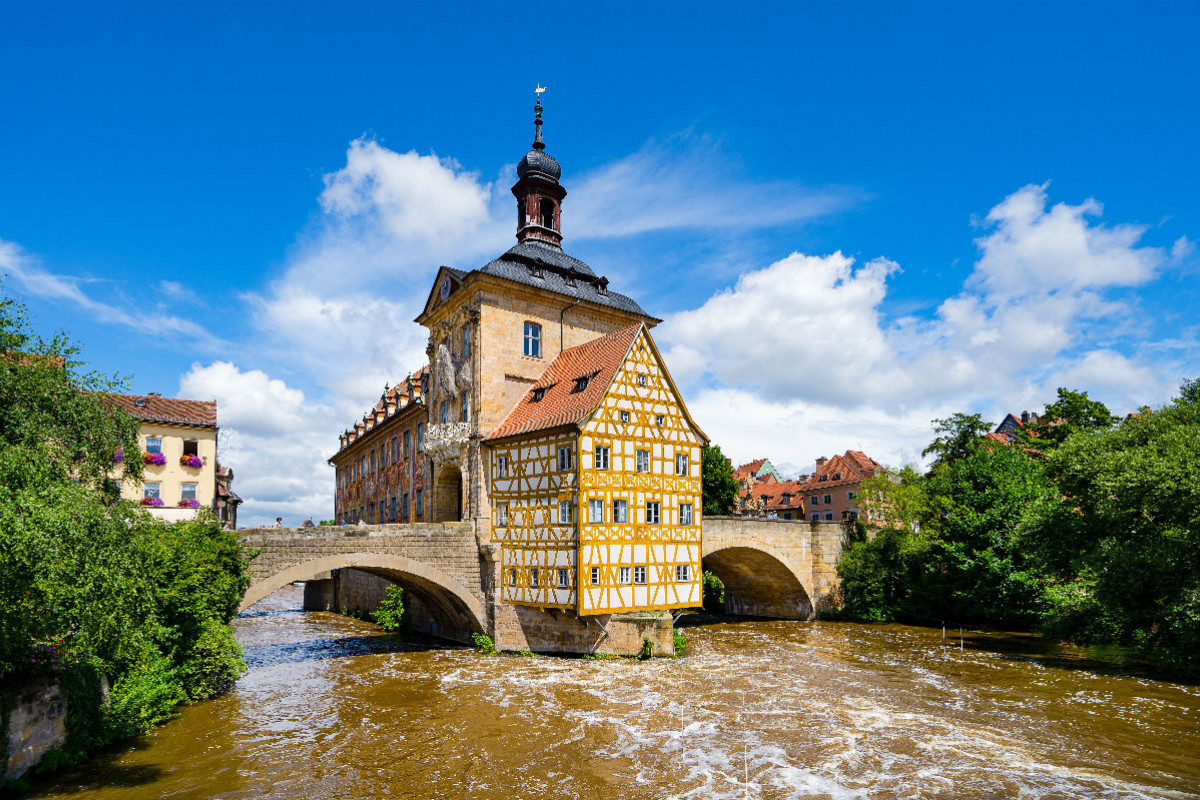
top-left (533, 84), bottom-right (547, 150)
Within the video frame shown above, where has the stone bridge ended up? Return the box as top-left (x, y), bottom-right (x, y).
top-left (701, 517), bottom-right (845, 618)
top-left (238, 517), bottom-right (846, 650)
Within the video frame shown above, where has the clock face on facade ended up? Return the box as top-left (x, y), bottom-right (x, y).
top-left (439, 275), bottom-right (451, 301)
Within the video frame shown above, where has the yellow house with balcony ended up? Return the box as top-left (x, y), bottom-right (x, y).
top-left (105, 393), bottom-right (219, 521)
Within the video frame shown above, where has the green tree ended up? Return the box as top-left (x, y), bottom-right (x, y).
top-left (922, 413), bottom-right (992, 467)
top-left (0, 289), bottom-right (249, 763)
top-left (1022, 387), bottom-right (1117, 451)
top-left (700, 443), bottom-right (739, 516)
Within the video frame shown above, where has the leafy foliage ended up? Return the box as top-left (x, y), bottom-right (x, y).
top-left (837, 380), bottom-right (1200, 677)
top-left (0, 290), bottom-right (249, 766)
top-left (673, 630), bottom-right (687, 658)
top-left (701, 570), bottom-right (725, 613)
top-left (700, 443), bottom-right (739, 516)
top-left (471, 632), bottom-right (496, 654)
top-left (374, 585), bottom-right (405, 632)
top-left (637, 637), bottom-right (654, 660)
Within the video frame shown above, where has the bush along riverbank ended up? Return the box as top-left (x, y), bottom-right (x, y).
top-left (0, 292), bottom-right (250, 784)
top-left (836, 381), bottom-right (1200, 679)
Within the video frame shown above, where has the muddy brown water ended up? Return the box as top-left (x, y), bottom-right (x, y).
top-left (26, 585), bottom-right (1200, 799)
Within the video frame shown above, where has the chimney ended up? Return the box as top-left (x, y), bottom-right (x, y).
top-left (147, 392), bottom-right (162, 398)
top-left (815, 456), bottom-right (827, 467)
top-left (1021, 411), bottom-right (1030, 424)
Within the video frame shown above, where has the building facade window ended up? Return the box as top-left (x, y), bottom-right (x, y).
top-left (810, 495), bottom-right (819, 505)
top-left (847, 490), bottom-right (857, 501)
top-left (636, 374), bottom-right (646, 387)
top-left (634, 566), bottom-right (647, 584)
top-left (416, 490), bottom-right (424, 516)
top-left (675, 453), bottom-right (689, 476)
top-left (180, 483), bottom-right (198, 502)
top-left (594, 446), bottom-right (610, 470)
top-left (145, 437), bottom-right (162, 454)
top-left (557, 568), bottom-right (569, 589)
top-left (619, 410), bottom-right (630, 422)
top-left (182, 439), bottom-right (198, 456)
top-left (461, 324), bottom-right (470, 357)
top-left (460, 391), bottom-right (469, 422)
top-left (675, 564), bottom-right (690, 582)
top-left (680, 503), bottom-right (693, 526)
top-left (559, 499), bottom-right (576, 525)
top-left (824, 511), bottom-right (834, 521)
top-left (496, 455), bottom-right (508, 478)
top-left (403, 430), bottom-right (411, 458)
top-left (558, 445), bottom-right (574, 471)
top-left (440, 401), bottom-right (449, 424)
top-left (497, 502), bottom-right (508, 527)
top-left (655, 415), bottom-right (664, 426)
top-left (390, 497), bottom-right (396, 521)
top-left (619, 566), bottom-right (631, 584)
top-left (510, 568), bottom-right (518, 586)
top-left (590, 566), bottom-right (600, 585)
top-left (523, 322), bottom-right (542, 357)
top-left (402, 493), bottom-right (410, 519)
top-left (635, 449), bottom-right (650, 472)
top-left (144, 482), bottom-right (161, 500)
top-left (530, 567), bottom-right (539, 588)
top-left (417, 423), bottom-right (424, 451)
top-left (646, 501), bottom-right (661, 524)
top-left (588, 498), bottom-right (604, 523)
top-left (613, 499), bottom-right (628, 523)
top-left (823, 494), bottom-right (832, 504)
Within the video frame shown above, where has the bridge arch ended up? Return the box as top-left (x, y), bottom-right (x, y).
top-left (701, 543), bottom-right (813, 619)
top-left (239, 552), bottom-right (487, 639)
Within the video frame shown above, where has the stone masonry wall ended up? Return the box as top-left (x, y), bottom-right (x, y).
top-left (4, 681), bottom-right (67, 780)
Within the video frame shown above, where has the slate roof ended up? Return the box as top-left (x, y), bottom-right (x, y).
top-left (473, 240), bottom-right (655, 320)
top-left (486, 323), bottom-right (643, 442)
top-left (103, 393), bottom-right (217, 428)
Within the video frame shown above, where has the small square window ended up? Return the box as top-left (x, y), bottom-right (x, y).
top-left (636, 449), bottom-right (650, 473)
top-left (557, 568), bottom-right (569, 588)
top-left (619, 410), bottom-right (630, 423)
top-left (182, 440), bottom-right (198, 456)
top-left (145, 437), bottom-right (162, 454)
top-left (646, 501), bottom-right (661, 524)
top-left (810, 495), bottom-right (820, 505)
top-left (594, 446), bottom-right (610, 470)
top-left (811, 512), bottom-right (820, 522)
top-left (655, 415), bottom-right (665, 426)
top-left (634, 566), bottom-right (647, 585)
top-left (823, 494), bottom-right (832, 504)
top-left (143, 482), bottom-right (161, 500)
top-left (590, 566), bottom-right (600, 585)
top-left (619, 566), bottom-right (631, 584)
top-left (613, 499), bottom-right (628, 523)
top-left (181, 483), bottom-right (198, 501)
top-left (824, 512), bottom-right (834, 521)
top-left (636, 374), bottom-right (647, 387)
top-left (675, 564), bottom-right (690, 582)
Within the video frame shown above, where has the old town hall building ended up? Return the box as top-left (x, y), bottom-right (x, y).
top-left (331, 97), bottom-right (706, 624)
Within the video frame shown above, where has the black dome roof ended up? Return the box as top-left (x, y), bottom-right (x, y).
top-left (517, 148), bottom-right (561, 181)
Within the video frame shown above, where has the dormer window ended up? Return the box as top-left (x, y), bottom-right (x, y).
top-left (134, 398), bottom-right (147, 408)
top-left (539, 198), bottom-right (555, 229)
top-left (572, 376), bottom-right (590, 393)
top-left (833, 472), bottom-right (843, 480)
top-left (596, 278), bottom-right (609, 296)
top-left (532, 388), bottom-right (546, 402)
top-left (819, 475), bottom-right (828, 482)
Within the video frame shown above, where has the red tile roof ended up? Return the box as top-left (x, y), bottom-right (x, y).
top-left (733, 458), bottom-right (768, 481)
top-left (747, 478), bottom-right (806, 511)
top-left (486, 323), bottom-right (643, 441)
top-left (103, 393), bottom-right (217, 428)
top-left (799, 450), bottom-right (882, 491)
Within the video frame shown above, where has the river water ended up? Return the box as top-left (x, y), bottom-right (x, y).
top-left (28, 585), bottom-right (1200, 799)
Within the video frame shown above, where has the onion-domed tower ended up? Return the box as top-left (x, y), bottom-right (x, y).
top-left (512, 96), bottom-right (567, 246)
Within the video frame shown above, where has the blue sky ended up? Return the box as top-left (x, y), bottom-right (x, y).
top-left (3, 2), bottom-right (1198, 524)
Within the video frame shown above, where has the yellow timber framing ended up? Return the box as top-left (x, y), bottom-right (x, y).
top-left (487, 325), bottom-right (707, 615)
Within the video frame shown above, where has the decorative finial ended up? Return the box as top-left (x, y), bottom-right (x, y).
top-left (533, 84), bottom-right (547, 150)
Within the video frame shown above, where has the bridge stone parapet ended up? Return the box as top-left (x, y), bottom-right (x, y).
top-left (701, 517), bottom-right (845, 619)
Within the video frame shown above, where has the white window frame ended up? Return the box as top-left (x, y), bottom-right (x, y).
top-left (680, 503), bottom-right (693, 526)
top-left (634, 566), bottom-right (647, 584)
top-left (559, 499), bottom-right (575, 525)
top-left (824, 511), bottom-right (834, 521)
top-left (636, 449), bottom-right (650, 473)
top-left (646, 501), bottom-right (661, 524)
top-left (496, 502), bottom-right (508, 527)
top-left (619, 566), bottom-right (631, 584)
top-left (530, 567), bottom-right (539, 588)
top-left (590, 566), bottom-right (600, 585)
top-left (509, 568), bottom-right (518, 586)
top-left (675, 564), bottom-right (690, 582)
top-left (558, 445), bottom-right (574, 472)
top-left (180, 483), bottom-right (198, 501)
top-left (613, 499), bottom-right (628, 524)
top-left (144, 437), bottom-right (162, 454)
top-left (675, 453), bottom-right (688, 476)
top-left (594, 446), bottom-right (610, 470)
top-left (496, 455), bottom-right (508, 478)
top-left (523, 321), bottom-right (542, 358)
top-left (823, 494), bottom-right (833, 504)
top-left (588, 498), bottom-right (604, 524)
top-left (143, 482), bottom-right (161, 500)
top-left (557, 568), bottom-right (569, 589)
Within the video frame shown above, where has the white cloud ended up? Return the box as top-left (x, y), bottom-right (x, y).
top-left (658, 184), bottom-right (1190, 469)
top-left (179, 362), bottom-right (340, 525)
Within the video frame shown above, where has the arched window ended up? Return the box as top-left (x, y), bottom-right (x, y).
top-left (523, 322), bottom-right (542, 357)
top-left (539, 198), bottom-right (555, 229)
